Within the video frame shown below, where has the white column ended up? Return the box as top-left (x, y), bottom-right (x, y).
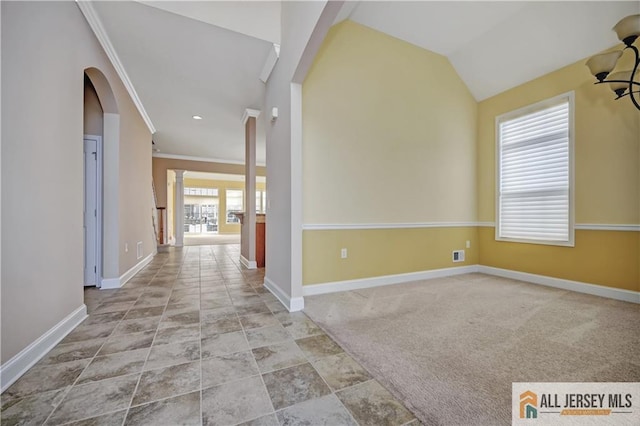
top-left (241, 109), bottom-right (260, 269)
top-left (174, 170), bottom-right (185, 247)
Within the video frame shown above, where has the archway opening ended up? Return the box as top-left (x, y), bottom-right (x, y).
top-left (82, 67), bottom-right (121, 311)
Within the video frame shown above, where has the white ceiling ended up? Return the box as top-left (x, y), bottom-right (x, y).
top-left (93, 1), bottom-right (277, 165)
top-left (349, 1), bottom-right (639, 101)
top-left (92, 1), bottom-right (638, 165)
top-left (138, 1), bottom-right (281, 44)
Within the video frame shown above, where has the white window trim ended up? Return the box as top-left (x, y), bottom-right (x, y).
top-left (495, 91), bottom-right (575, 247)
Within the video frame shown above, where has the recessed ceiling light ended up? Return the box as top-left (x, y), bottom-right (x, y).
top-left (192, 115), bottom-right (203, 120)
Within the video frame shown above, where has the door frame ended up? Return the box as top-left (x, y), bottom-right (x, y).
top-left (84, 134), bottom-right (103, 287)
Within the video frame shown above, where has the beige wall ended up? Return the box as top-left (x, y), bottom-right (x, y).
top-left (263, 0), bottom-right (330, 302)
top-left (118, 106), bottom-right (154, 276)
top-left (1, 1), bottom-right (153, 362)
top-left (477, 47), bottom-right (639, 291)
top-left (152, 157), bottom-right (266, 208)
top-left (83, 76), bottom-right (103, 136)
top-left (302, 21), bottom-right (477, 285)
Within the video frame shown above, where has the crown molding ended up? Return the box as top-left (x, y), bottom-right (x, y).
top-left (242, 108), bottom-right (261, 125)
top-left (302, 222), bottom-right (482, 231)
top-left (76, 1), bottom-right (156, 134)
top-left (152, 152), bottom-right (266, 168)
top-left (259, 44), bottom-right (280, 83)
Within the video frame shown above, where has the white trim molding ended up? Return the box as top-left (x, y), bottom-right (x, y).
top-left (264, 277), bottom-right (304, 312)
top-left (76, 1), bottom-right (155, 134)
top-left (152, 152), bottom-right (266, 168)
top-left (478, 266), bottom-right (639, 304)
top-left (242, 108), bottom-right (261, 125)
top-left (259, 43), bottom-right (280, 83)
top-left (575, 224), bottom-right (640, 232)
top-left (476, 222), bottom-right (496, 227)
top-left (301, 265), bottom-right (639, 305)
top-left (101, 252), bottom-right (155, 289)
top-left (303, 265), bottom-right (478, 296)
top-left (468, 222), bottom-right (639, 231)
top-left (302, 222), bottom-right (483, 231)
top-left (1, 305), bottom-right (88, 391)
top-left (240, 255), bottom-right (257, 270)
top-left (100, 277), bottom-right (120, 289)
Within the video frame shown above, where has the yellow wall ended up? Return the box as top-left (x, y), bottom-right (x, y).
top-left (182, 178), bottom-right (266, 235)
top-left (304, 227), bottom-right (478, 285)
top-left (477, 46), bottom-right (639, 292)
top-left (302, 22), bottom-right (638, 292)
top-left (477, 48), bottom-right (639, 224)
top-left (302, 21), bottom-right (478, 285)
top-left (478, 228), bottom-right (638, 291)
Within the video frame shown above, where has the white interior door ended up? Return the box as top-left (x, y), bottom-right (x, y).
top-left (84, 137), bottom-right (99, 286)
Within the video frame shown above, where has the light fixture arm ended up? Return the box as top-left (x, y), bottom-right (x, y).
top-left (594, 45), bottom-right (640, 110)
top-left (624, 45), bottom-right (640, 110)
top-left (586, 14), bottom-right (640, 110)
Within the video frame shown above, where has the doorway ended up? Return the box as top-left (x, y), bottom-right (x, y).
top-left (84, 135), bottom-right (102, 287)
top-left (185, 202), bottom-right (219, 234)
top-left (184, 186), bottom-right (219, 235)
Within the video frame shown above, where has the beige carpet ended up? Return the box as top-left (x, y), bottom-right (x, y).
top-left (184, 234), bottom-right (240, 246)
top-left (303, 273), bottom-right (640, 425)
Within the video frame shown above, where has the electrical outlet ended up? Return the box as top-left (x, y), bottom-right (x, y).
top-left (125, 243), bottom-right (128, 253)
top-left (341, 248), bottom-right (348, 259)
top-left (452, 250), bottom-right (465, 262)
top-left (137, 242), bottom-right (143, 260)
top-left (466, 240), bottom-right (471, 248)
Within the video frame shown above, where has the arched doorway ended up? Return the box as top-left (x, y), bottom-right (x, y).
top-left (83, 67), bottom-right (119, 288)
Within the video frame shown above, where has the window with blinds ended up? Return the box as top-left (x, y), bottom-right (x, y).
top-left (496, 93), bottom-right (574, 246)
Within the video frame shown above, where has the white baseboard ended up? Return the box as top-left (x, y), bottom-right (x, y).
top-left (1, 304), bottom-right (87, 392)
top-left (301, 264), bottom-right (639, 305)
top-left (101, 277), bottom-right (120, 289)
top-left (264, 277), bottom-right (305, 312)
top-left (240, 255), bottom-right (257, 270)
top-left (101, 252), bottom-right (155, 289)
top-left (478, 266), bottom-right (640, 304)
top-left (290, 296), bottom-right (305, 312)
top-left (302, 265), bottom-right (478, 296)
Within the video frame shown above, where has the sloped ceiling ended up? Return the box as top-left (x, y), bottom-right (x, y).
top-left (91, 1), bottom-right (638, 164)
top-left (349, 1), bottom-right (639, 100)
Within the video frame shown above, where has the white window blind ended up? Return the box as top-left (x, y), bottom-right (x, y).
top-left (497, 94), bottom-right (573, 245)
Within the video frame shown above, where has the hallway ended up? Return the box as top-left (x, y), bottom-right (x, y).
top-left (184, 234), bottom-right (241, 246)
top-left (1, 245), bottom-right (415, 425)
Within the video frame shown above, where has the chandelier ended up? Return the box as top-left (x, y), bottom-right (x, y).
top-left (585, 14), bottom-right (640, 110)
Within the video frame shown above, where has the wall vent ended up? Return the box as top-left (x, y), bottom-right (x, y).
top-left (452, 250), bottom-right (465, 262)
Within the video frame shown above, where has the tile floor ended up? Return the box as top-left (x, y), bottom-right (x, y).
top-left (1, 245), bottom-right (418, 426)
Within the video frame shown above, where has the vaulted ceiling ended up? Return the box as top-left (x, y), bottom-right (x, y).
top-left (91, 1), bottom-right (637, 166)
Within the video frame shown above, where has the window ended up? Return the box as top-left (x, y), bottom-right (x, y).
top-left (256, 190), bottom-right (266, 214)
top-left (184, 187), bottom-right (218, 197)
top-left (496, 92), bottom-right (574, 246)
top-left (226, 189), bottom-right (243, 223)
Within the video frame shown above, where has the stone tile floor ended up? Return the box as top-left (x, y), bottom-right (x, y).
top-left (1, 245), bottom-right (418, 426)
